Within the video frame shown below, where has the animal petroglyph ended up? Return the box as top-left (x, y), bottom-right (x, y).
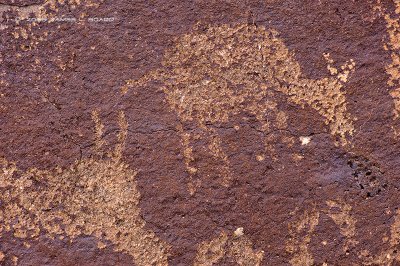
top-left (124, 23), bottom-right (356, 193)
top-left (0, 110), bottom-right (170, 265)
top-left (194, 229), bottom-right (264, 266)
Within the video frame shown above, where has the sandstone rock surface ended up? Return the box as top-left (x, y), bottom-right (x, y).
top-left (1, 0), bottom-right (400, 265)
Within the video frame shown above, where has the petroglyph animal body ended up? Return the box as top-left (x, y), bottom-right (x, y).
top-left (125, 24), bottom-right (356, 192)
top-left (0, 111), bottom-right (169, 266)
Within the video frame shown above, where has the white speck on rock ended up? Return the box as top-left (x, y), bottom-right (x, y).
top-left (300, 136), bottom-right (311, 145)
top-left (234, 227), bottom-right (244, 237)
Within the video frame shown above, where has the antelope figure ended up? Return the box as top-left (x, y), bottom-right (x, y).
top-left (124, 23), bottom-right (356, 193)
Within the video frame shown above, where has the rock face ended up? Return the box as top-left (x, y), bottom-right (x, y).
top-left (1, 0), bottom-right (400, 265)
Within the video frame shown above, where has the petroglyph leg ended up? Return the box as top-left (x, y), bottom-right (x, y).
top-left (286, 207), bottom-right (320, 266)
top-left (204, 127), bottom-right (233, 187)
top-left (324, 200), bottom-right (358, 253)
top-left (91, 109), bottom-right (106, 156)
top-left (176, 123), bottom-right (200, 195)
top-left (374, 0), bottom-right (400, 135)
top-left (112, 110), bottom-right (128, 162)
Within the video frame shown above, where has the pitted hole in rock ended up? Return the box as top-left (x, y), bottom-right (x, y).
top-left (347, 156), bottom-right (387, 199)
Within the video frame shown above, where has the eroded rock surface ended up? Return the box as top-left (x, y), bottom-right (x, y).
top-left (1, 0), bottom-right (400, 265)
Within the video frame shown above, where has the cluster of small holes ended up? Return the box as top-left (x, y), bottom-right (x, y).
top-left (347, 156), bottom-right (387, 198)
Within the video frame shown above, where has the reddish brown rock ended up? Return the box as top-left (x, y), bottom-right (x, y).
top-left (1, 0), bottom-right (400, 265)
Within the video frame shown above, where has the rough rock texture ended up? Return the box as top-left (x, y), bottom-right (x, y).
top-left (1, 0), bottom-right (400, 265)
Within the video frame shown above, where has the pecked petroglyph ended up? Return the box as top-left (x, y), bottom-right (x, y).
top-left (194, 228), bottom-right (264, 266)
top-left (286, 201), bottom-right (358, 266)
top-left (0, 110), bottom-right (170, 265)
top-left (360, 209), bottom-right (400, 265)
top-left (325, 200), bottom-right (358, 253)
top-left (0, 0), bottom-right (102, 21)
top-left (286, 207), bottom-right (320, 266)
top-left (124, 23), bottom-right (356, 193)
top-left (375, 0), bottom-right (400, 134)
top-left (1, 0), bottom-right (104, 51)
top-left (285, 200), bottom-right (400, 266)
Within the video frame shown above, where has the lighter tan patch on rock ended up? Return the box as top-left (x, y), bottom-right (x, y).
top-left (292, 153), bottom-right (304, 163)
top-left (194, 232), bottom-right (228, 266)
top-left (1, 0), bottom-right (104, 52)
top-left (91, 109), bottom-right (106, 155)
top-left (360, 209), bottom-right (400, 265)
top-left (287, 202), bottom-right (359, 265)
top-left (323, 53), bottom-right (355, 83)
top-left (391, 89), bottom-right (400, 120)
top-left (286, 208), bottom-right (320, 266)
top-left (0, 111), bottom-right (170, 265)
top-left (325, 200), bottom-right (358, 252)
top-left (256, 154), bottom-right (265, 162)
top-left (323, 53), bottom-right (339, 75)
top-left (11, 255), bottom-right (18, 266)
top-left (194, 229), bottom-right (264, 266)
top-left (376, 0), bottom-right (400, 126)
top-left (97, 241), bottom-right (107, 249)
top-left (276, 110), bottom-right (288, 129)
